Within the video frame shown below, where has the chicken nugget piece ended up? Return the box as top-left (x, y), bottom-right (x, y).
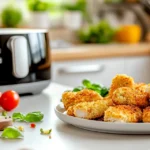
top-left (62, 89), bottom-right (103, 110)
top-left (134, 91), bottom-right (149, 108)
top-left (109, 74), bottom-right (134, 97)
top-left (112, 87), bottom-right (149, 108)
top-left (112, 87), bottom-right (134, 105)
top-left (62, 91), bottom-right (77, 110)
top-left (104, 105), bottom-right (142, 123)
top-left (71, 99), bottom-right (112, 119)
top-left (133, 84), bottom-right (149, 108)
top-left (134, 83), bottom-right (146, 92)
top-left (143, 106), bottom-right (150, 123)
top-left (145, 84), bottom-right (150, 95)
top-left (103, 96), bottom-right (114, 106)
top-left (67, 106), bottom-right (74, 116)
top-left (137, 84), bottom-right (150, 98)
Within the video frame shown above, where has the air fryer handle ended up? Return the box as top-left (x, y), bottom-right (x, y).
top-left (7, 36), bottom-right (29, 78)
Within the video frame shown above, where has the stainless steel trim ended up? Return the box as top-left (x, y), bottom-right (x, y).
top-left (58, 64), bottom-right (105, 74)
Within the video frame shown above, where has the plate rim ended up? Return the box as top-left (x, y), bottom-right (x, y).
top-left (55, 102), bottom-right (150, 126)
top-left (55, 103), bottom-right (150, 134)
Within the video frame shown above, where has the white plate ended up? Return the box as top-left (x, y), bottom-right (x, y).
top-left (55, 103), bottom-right (150, 135)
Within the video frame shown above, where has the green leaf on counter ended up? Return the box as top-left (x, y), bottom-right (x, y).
top-left (1, 126), bottom-right (23, 139)
top-left (2, 111), bottom-right (7, 117)
top-left (12, 111), bottom-right (44, 122)
top-left (25, 111), bottom-right (44, 122)
top-left (12, 112), bottom-right (25, 122)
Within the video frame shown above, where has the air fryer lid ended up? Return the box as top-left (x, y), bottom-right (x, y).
top-left (0, 28), bottom-right (48, 35)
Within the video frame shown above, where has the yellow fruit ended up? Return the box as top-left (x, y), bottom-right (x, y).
top-left (116, 25), bottom-right (141, 43)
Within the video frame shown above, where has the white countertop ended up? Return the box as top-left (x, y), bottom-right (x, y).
top-left (1, 83), bottom-right (150, 150)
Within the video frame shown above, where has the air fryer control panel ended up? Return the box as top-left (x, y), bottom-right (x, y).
top-left (0, 32), bottom-right (51, 85)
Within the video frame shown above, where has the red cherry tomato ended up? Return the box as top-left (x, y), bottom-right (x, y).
top-left (0, 90), bottom-right (20, 111)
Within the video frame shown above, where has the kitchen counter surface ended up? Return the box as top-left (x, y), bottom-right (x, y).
top-left (1, 83), bottom-right (150, 150)
top-left (51, 43), bottom-right (150, 61)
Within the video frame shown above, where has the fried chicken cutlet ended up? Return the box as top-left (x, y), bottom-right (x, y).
top-left (104, 105), bottom-right (142, 123)
top-left (109, 74), bottom-right (134, 97)
top-left (143, 107), bottom-right (150, 123)
top-left (62, 89), bottom-right (103, 110)
top-left (67, 98), bottom-right (113, 119)
top-left (112, 87), bottom-right (149, 108)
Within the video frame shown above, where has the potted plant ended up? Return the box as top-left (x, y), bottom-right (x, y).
top-left (27, 0), bottom-right (53, 28)
top-left (1, 5), bottom-right (22, 28)
top-left (62, 0), bottom-right (87, 30)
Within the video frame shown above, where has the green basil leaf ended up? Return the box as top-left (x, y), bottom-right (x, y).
top-left (73, 86), bottom-right (84, 92)
top-left (101, 87), bottom-right (109, 97)
top-left (25, 111), bottom-right (44, 122)
top-left (12, 112), bottom-right (25, 122)
top-left (1, 126), bottom-right (23, 139)
top-left (91, 84), bottom-right (102, 89)
top-left (82, 79), bottom-right (91, 88)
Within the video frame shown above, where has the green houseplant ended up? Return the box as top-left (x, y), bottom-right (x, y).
top-left (62, 0), bottom-right (87, 30)
top-left (1, 6), bottom-right (22, 28)
top-left (78, 20), bottom-right (116, 43)
top-left (27, 0), bottom-right (54, 28)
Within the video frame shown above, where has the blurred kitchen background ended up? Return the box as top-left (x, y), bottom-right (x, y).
top-left (0, 0), bottom-right (150, 48)
top-left (1, 0), bottom-right (150, 87)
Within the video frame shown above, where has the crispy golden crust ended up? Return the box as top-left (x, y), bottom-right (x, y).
top-left (109, 74), bottom-right (134, 97)
top-left (133, 84), bottom-right (149, 108)
top-left (62, 89), bottom-right (103, 110)
top-left (138, 84), bottom-right (150, 99)
top-left (103, 97), bottom-right (114, 106)
top-left (143, 107), bottom-right (150, 123)
top-left (68, 99), bottom-right (112, 119)
top-left (112, 87), bottom-right (134, 105)
top-left (145, 84), bottom-right (150, 96)
top-left (104, 105), bottom-right (142, 123)
top-left (67, 106), bottom-right (75, 116)
top-left (134, 83), bottom-right (146, 91)
top-left (112, 87), bottom-right (149, 108)
top-left (62, 91), bottom-right (77, 110)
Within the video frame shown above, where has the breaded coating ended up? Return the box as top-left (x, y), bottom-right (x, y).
top-left (112, 87), bottom-right (134, 105)
top-left (134, 83), bottom-right (146, 92)
top-left (134, 88), bottom-right (149, 108)
top-left (67, 106), bottom-right (74, 116)
top-left (143, 106), bottom-right (150, 123)
top-left (68, 99), bottom-right (112, 120)
top-left (109, 74), bottom-right (134, 97)
top-left (133, 83), bottom-right (149, 108)
top-left (104, 105), bottom-right (142, 123)
top-left (62, 89), bottom-right (103, 110)
top-left (62, 91), bottom-right (77, 110)
top-left (138, 84), bottom-right (150, 98)
top-left (103, 96), bottom-right (114, 106)
top-left (145, 84), bottom-right (150, 95)
top-left (112, 87), bottom-right (149, 108)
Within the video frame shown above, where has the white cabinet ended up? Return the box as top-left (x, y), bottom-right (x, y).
top-left (124, 56), bottom-right (150, 84)
top-left (52, 57), bottom-right (125, 87)
top-left (52, 56), bottom-right (150, 87)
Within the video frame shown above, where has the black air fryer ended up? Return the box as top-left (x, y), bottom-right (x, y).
top-left (0, 29), bottom-right (51, 94)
